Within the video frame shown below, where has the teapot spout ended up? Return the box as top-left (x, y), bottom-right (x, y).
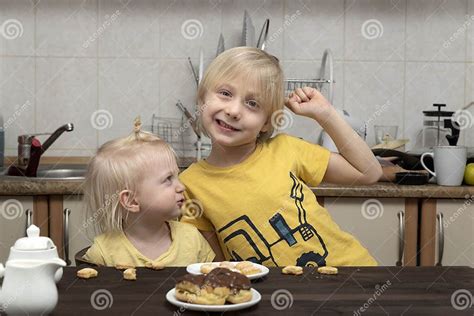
top-left (49, 258), bottom-right (67, 267)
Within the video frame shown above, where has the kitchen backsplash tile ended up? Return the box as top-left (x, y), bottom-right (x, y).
top-left (404, 62), bottom-right (466, 150)
top-left (469, 0), bottom-right (474, 62)
top-left (158, 58), bottom-right (202, 119)
top-left (0, 0), bottom-right (472, 157)
top-left (344, 61), bottom-right (405, 147)
top-left (283, 0), bottom-right (344, 61)
top-left (0, 57), bottom-right (35, 152)
top-left (36, 0), bottom-right (98, 57)
top-left (221, 0), bottom-right (284, 58)
top-left (406, 0), bottom-right (467, 62)
top-left (282, 59), bottom-right (343, 109)
top-left (0, 0), bottom-right (35, 56)
top-left (98, 0), bottom-right (160, 58)
top-left (344, 0), bottom-right (406, 61)
top-left (462, 63), bottom-right (473, 147)
top-left (159, 0), bottom-right (222, 59)
top-left (98, 58), bottom-right (160, 145)
top-left (36, 57), bottom-right (98, 154)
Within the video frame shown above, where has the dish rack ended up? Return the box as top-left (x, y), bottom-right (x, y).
top-left (144, 114), bottom-right (194, 158)
top-left (284, 49), bottom-right (335, 104)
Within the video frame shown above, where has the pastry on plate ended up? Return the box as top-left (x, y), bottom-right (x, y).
top-left (235, 261), bottom-right (261, 275)
top-left (175, 267), bottom-right (252, 305)
top-left (200, 263), bottom-right (217, 274)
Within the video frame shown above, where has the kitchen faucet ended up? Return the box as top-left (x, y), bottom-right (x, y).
top-left (7, 123), bottom-right (74, 177)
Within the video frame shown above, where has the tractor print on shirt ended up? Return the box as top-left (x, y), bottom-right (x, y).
top-left (217, 171), bottom-right (329, 267)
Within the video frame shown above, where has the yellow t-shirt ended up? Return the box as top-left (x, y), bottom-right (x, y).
top-left (83, 221), bottom-right (215, 267)
top-left (180, 133), bottom-right (377, 267)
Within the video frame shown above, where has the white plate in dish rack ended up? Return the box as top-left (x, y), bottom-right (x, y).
top-left (186, 262), bottom-right (269, 280)
top-left (165, 288), bottom-right (261, 312)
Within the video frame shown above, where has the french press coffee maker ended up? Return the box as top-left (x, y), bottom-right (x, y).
top-left (422, 104), bottom-right (460, 148)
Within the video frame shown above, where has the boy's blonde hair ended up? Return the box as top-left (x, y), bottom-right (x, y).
top-left (197, 47), bottom-right (285, 142)
top-left (83, 127), bottom-right (178, 234)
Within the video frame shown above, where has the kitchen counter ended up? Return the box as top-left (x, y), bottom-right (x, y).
top-left (1, 177), bottom-right (473, 198)
top-left (52, 266), bottom-right (473, 315)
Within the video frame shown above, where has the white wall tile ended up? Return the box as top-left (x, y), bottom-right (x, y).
top-left (406, 0), bottom-right (467, 62)
top-left (0, 57), bottom-right (35, 155)
top-left (158, 58), bottom-right (202, 118)
top-left (36, 57), bottom-right (98, 155)
top-left (36, 0), bottom-right (98, 57)
top-left (221, 0), bottom-right (284, 58)
top-left (98, 0), bottom-right (159, 58)
top-left (284, 0), bottom-right (344, 60)
top-left (461, 63), bottom-right (473, 147)
top-left (277, 60), bottom-right (342, 144)
top-left (0, 0), bottom-right (35, 56)
top-left (159, 0), bottom-right (222, 59)
top-left (344, 61), bottom-right (404, 147)
top-left (282, 59), bottom-right (343, 107)
top-left (1, 0), bottom-right (473, 158)
top-left (468, 0), bottom-right (474, 62)
top-left (97, 58), bottom-right (160, 145)
top-left (404, 62), bottom-right (465, 150)
top-left (344, 0), bottom-right (406, 61)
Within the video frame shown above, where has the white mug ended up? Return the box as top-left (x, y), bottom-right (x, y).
top-left (420, 146), bottom-right (467, 186)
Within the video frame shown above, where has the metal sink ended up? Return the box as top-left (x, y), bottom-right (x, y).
top-left (36, 168), bottom-right (86, 179)
top-left (1, 164), bottom-right (87, 180)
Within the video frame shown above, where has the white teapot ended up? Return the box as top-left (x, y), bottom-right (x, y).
top-left (7, 225), bottom-right (64, 282)
top-left (0, 257), bottom-right (66, 315)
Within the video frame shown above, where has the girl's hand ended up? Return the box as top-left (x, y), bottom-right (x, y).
top-left (285, 87), bottom-right (333, 121)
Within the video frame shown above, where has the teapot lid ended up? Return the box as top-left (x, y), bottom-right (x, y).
top-left (13, 225), bottom-right (55, 251)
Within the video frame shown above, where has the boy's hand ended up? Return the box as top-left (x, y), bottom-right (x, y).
top-left (285, 87), bottom-right (333, 121)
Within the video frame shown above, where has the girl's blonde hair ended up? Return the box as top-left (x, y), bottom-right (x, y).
top-left (197, 47), bottom-right (285, 142)
top-left (83, 120), bottom-right (178, 234)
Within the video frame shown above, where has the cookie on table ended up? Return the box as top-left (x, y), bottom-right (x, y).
top-left (115, 263), bottom-right (135, 270)
top-left (77, 267), bottom-right (98, 279)
top-left (123, 268), bottom-right (137, 281)
top-left (145, 262), bottom-right (165, 270)
top-left (317, 266), bottom-right (338, 275)
top-left (282, 265), bottom-right (303, 275)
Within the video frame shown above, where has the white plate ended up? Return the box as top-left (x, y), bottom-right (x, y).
top-left (186, 262), bottom-right (269, 280)
top-left (166, 288), bottom-right (261, 312)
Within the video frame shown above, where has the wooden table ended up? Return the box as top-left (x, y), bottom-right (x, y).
top-left (52, 266), bottom-right (474, 315)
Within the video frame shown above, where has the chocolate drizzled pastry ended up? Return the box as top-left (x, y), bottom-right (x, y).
top-left (174, 267), bottom-right (253, 305)
top-left (206, 268), bottom-right (251, 291)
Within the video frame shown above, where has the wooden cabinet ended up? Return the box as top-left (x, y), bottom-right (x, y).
top-left (0, 196), bottom-right (34, 262)
top-left (322, 197), bottom-right (418, 266)
top-left (49, 195), bottom-right (94, 266)
top-left (63, 195), bottom-right (94, 265)
top-left (420, 198), bottom-right (474, 267)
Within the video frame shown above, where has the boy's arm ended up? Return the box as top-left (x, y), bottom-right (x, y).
top-left (200, 230), bottom-right (225, 261)
top-left (286, 87), bottom-right (382, 185)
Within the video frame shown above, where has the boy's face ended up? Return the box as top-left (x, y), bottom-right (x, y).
top-left (135, 158), bottom-right (185, 220)
top-left (201, 75), bottom-right (270, 148)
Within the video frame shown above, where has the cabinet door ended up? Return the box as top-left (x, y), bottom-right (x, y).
top-left (324, 197), bottom-right (414, 266)
top-left (62, 195), bottom-right (95, 266)
top-left (0, 196), bottom-right (33, 263)
top-left (435, 199), bottom-right (474, 267)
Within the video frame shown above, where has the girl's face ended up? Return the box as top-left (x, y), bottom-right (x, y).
top-left (201, 75), bottom-right (270, 149)
top-left (135, 158), bottom-right (185, 220)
